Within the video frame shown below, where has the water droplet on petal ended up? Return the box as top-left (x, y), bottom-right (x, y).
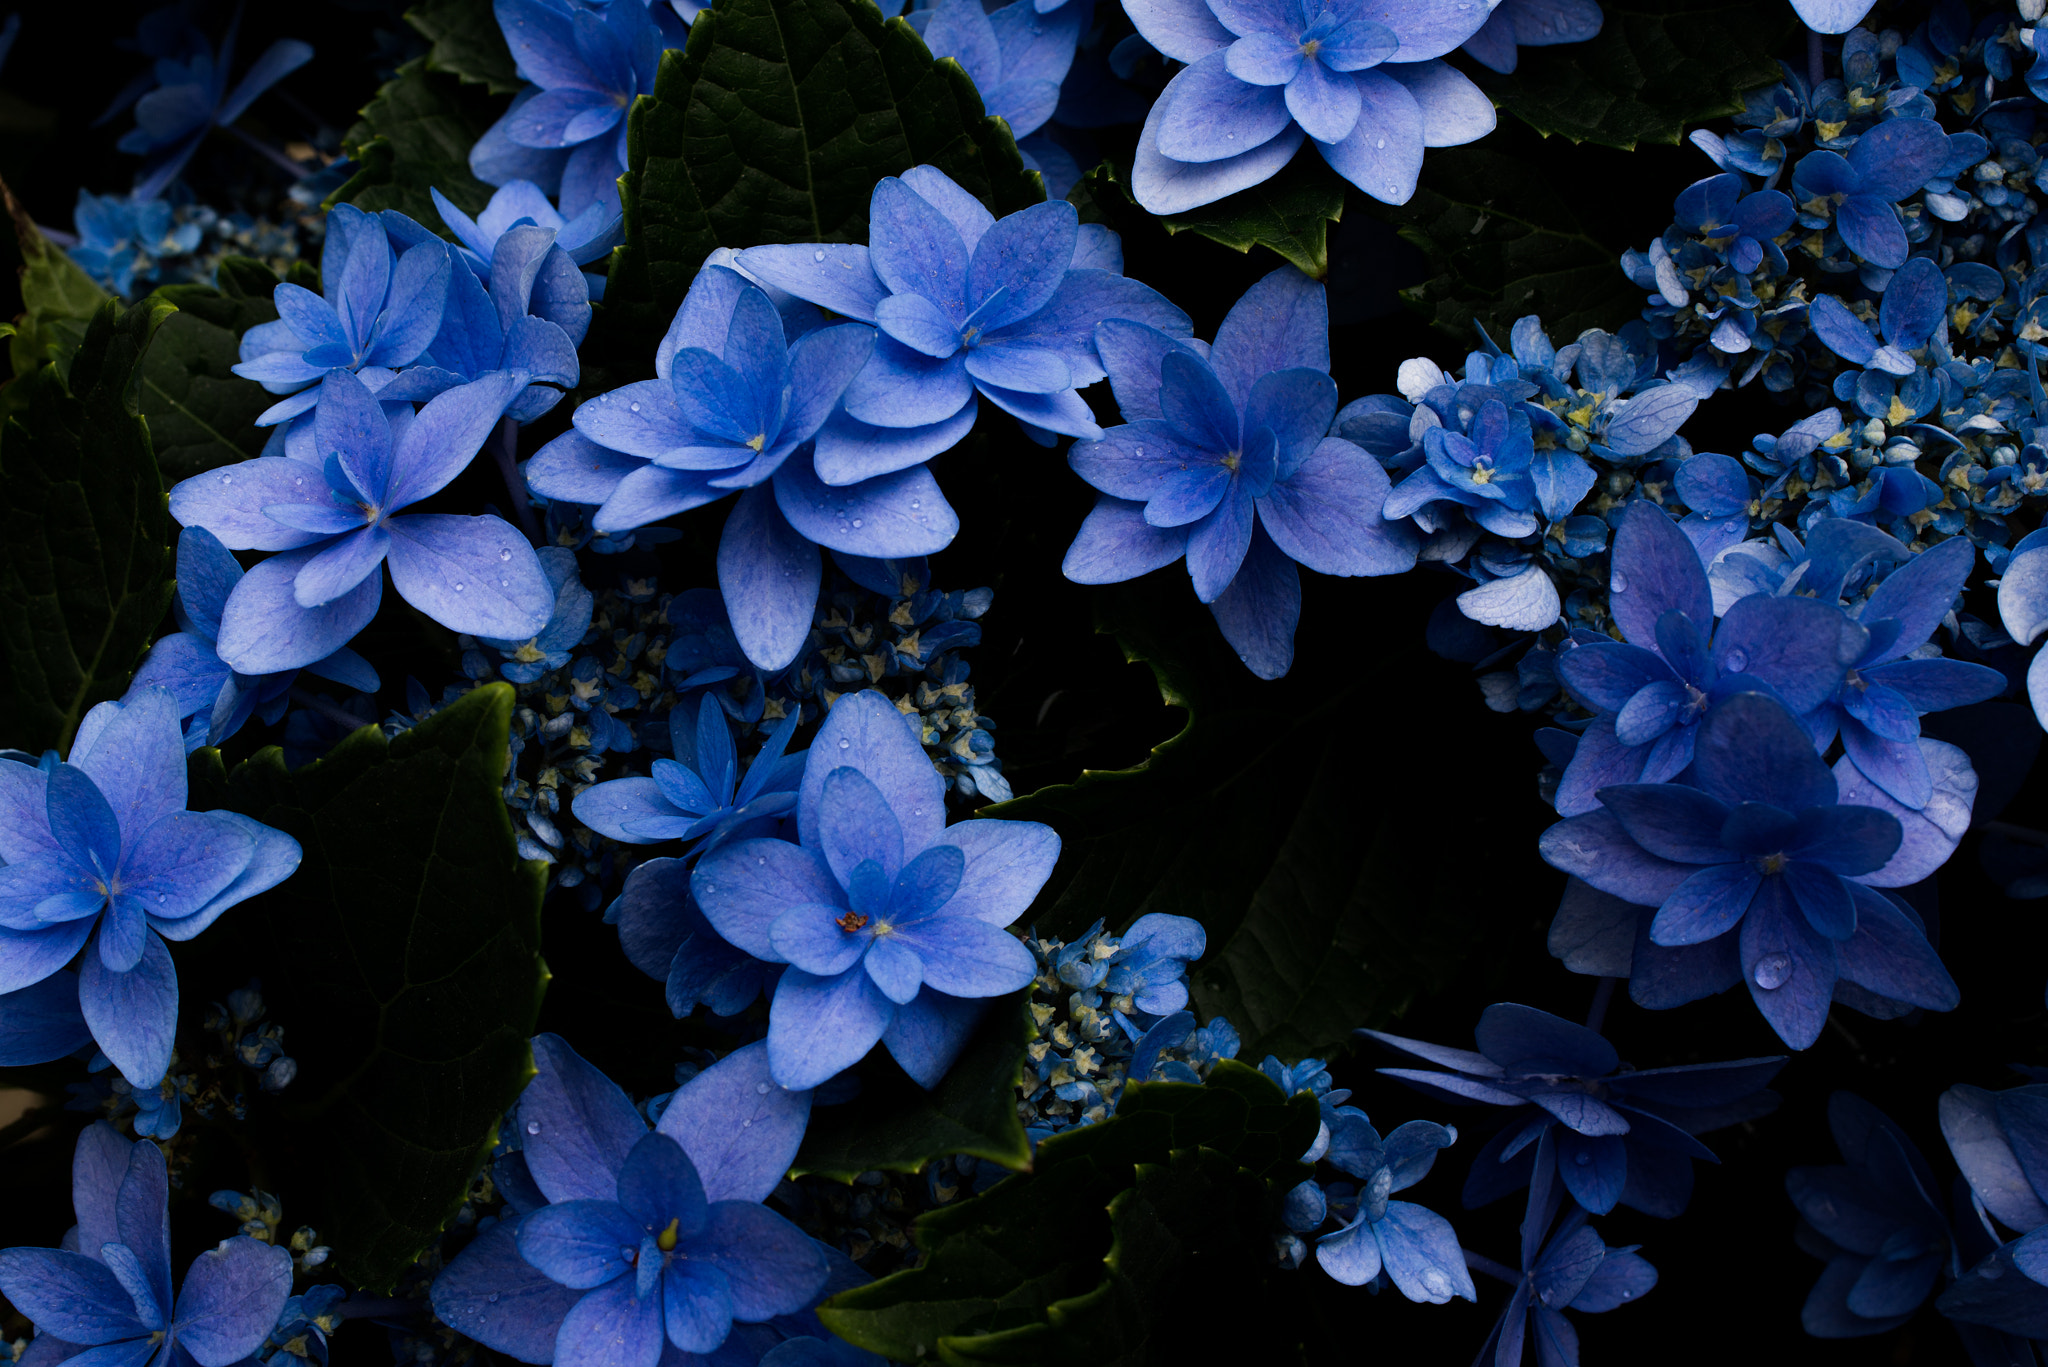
top-left (838, 738), bottom-right (851, 749)
top-left (499, 578), bottom-right (510, 587)
top-left (526, 1120), bottom-right (541, 1135)
top-left (851, 517), bottom-right (863, 528)
top-left (741, 1118), bottom-right (752, 1128)
top-left (756, 1082), bottom-right (772, 1095)
top-left (1609, 571), bottom-right (1628, 593)
top-left (630, 402), bottom-right (641, 412)
top-left (220, 473), bottom-right (234, 484)
top-left (487, 1293), bottom-right (500, 1303)
top-left (814, 250), bottom-right (826, 262)
top-left (499, 547), bottom-right (513, 561)
top-left (1573, 1150), bottom-right (1591, 1166)
top-left (453, 582), bottom-right (466, 592)
top-left (1753, 952), bottom-right (1793, 990)
top-left (1376, 138), bottom-right (1386, 149)
top-left (1724, 648), bottom-right (1748, 673)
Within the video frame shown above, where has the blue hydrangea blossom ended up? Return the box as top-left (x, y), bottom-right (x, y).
top-left (576, 699), bottom-right (805, 857)
top-left (915, 0), bottom-right (1086, 196)
top-left (737, 165), bottom-right (1191, 461)
top-left (0, 690), bottom-right (301, 1089)
top-left (1938, 1080), bottom-right (2048, 1340)
top-left (1476, 1165), bottom-right (1658, 1367)
top-left (1460, 0), bottom-right (1603, 75)
top-left (128, 527), bottom-right (381, 753)
top-left (1062, 266), bottom-right (1418, 677)
top-left (1364, 1003), bottom-right (1785, 1217)
top-left (169, 369), bottom-right (552, 674)
top-left (0, 1124), bottom-right (294, 1365)
top-left (65, 192), bottom-right (202, 296)
top-left (1539, 692), bottom-right (1960, 1049)
top-left (1122, 0), bottom-right (1498, 212)
top-left (431, 1034), bottom-right (842, 1364)
top-left (691, 690), bottom-right (1060, 1090)
top-left (525, 264), bottom-right (917, 671)
top-left (114, 10), bottom-right (312, 199)
top-left (1307, 1107), bottom-right (1474, 1304)
top-left (431, 179), bottom-right (624, 286)
top-left (232, 205), bottom-right (453, 427)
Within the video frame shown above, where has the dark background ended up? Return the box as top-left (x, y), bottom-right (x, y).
top-left (5, 1), bottom-right (2046, 1363)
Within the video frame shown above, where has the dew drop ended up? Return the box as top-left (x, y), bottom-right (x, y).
top-left (630, 402), bottom-right (641, 412)
top-left (453, 582), bottom-right (466, 592)
top-left (499, 578), bottom-right (510, 587)
top-left (1609, 570), bottom-right (1628, 593)
top-left (219, 473), bottom-right (234, 485)
top-left (1724, 648), bottom-right (1748, 673)
top-left (756, 1082), bottom-right (772, 1095)
top-left (487, 1293), bottom-right (500, 1303)
top-left (1418, 1269), bottom-right (1452, 1298)
top-left (838, 738), bottom-right (851, 749)
top-left (1375, 138), bottom-right (1386, 149)
top-left (757, 856), bottom-right (767, 866)
top-left (526, 1120), bottom-right (541, 1135)
top-left (814, 250), bottom-right (826, 262)
top-left (294, 477), bottom-right (306, 488)
top-left (742, 1118), bottom-right (752, 1128)
top-left (1752, 952), bottom-right (1793, 990)
top-left (1573, 1150), bottom-right (1591, 1166)
top-left (499, 547), bottom-right (513, 561)
top-left (851, 517), bottom-right (863, 528)
top-left (910, 500), bottom-right (920, 509)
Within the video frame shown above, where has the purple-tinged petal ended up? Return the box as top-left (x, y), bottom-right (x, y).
top-left (1836, 195), bottom-right (1908, 269)
top-left (841, 340), bottom-right (975, 429)
top-left (521, 1033), bottom-right (649, 1205)
top-left (655, 1041), bottom-right (813, 1205)
top-left (1836, 884), bottom-right (1957, 1011)
top-left (1131, 104), bottom-right (1304, 215)
top-left (1383, 59), bottom-right (1495, 146)
top-left (1597, 784), bottom-right (1733, 863)
top-left (1692, 694), bottom-right (1839, 811)
top-left (384, 514), bottom-right (552, 640)
top-left (1940, 1085), bottom-right (2048, 1233)
top-left (766, 966), bottom-right (895, 1090)
top-left (717, 487), bottom-right (822, 671)
top-left (1648, 863), bottom-right (1760, 946)
top-left (70, 690), bottom-right (187, 849)
top-left (695, 839), bottom-right (840, 962)
top-left (171, 1237), bottom-right (292, 1367)
top-left (78, 930), bottom-right (176, 1088)
top-left (1834, 741), bottom-right (1974, 887)
top-left (817, 767), bottom-right (906, 884)
top-left (1122, 0), bottom-right (1233, 62)
top-left (659, 1259), bottom-right (734, 1353)
top-left (695, 1203), bottom-right (827, 1321)
top-left (1540, 810), bottom-right (1695, 906)
top-left (518, 1200), bottom-right (642, 1289)
top-left (553, 1273), bottom-right (663, 1367)
top-left (1063, 495), bottom-right (1191, 583)
top-left (732, 245), bottom-right (887, 324)
top-left (0, 1248), bottom-right (148, 1346)
top-left (1314, 70), bottom-right (1423, 205)
top-left (1711, 594), bottom-right (1855, 714)
top-left (595, 465), bottom-right (727, 534)
top-left (1155, 53), bottom-right (1293, 164)
top-left (892, 917), bottom-right (1034, 998)
top-left (812, 404), bottom-right (978, 487)
top-left (215, 546), bottom-right (382, 674)
top-left (168, 458), bottom-right (349, 553)
top-left (1207, 522), bottom-right (1301, 678)
top-left (1739, 878), bottom-right (1837, 1050)
top-left (1374, 1201), bottom-right (1477, 1302)
top-left (863, 936), bottom-right (924, 1004)
top-left (431, 1219), bottom-right (585, 1361)
top-left (1286, 57), bottom-right (1363, 143)
top-left (869, 177), bottom-right (972, 318)
top-left (772, 454), bottom-right (957, 559)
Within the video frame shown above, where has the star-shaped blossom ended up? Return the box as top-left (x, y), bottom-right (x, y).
top-left (432, 179), bottom-right (623, 286)
top-left (0, 690), bottom-right (301, 1088)
top-left (1788, 1092), bottom-right (1951, 1336)
top-left (692, 690), bottom-right (1060, 1090)
top-left (1551, 500), bottom-right (1857, 817)
top-left (577, 700), bottom-right (804, 858)
top-left (232, 205), bottom-right (452, 427)
top-left (1787, 118), bottom-right (1952, 269)
top-left (128, 527), bottom-right (380, 752)
top-left (1539, 692), bottom-right (1960, 1049)
top-left (1309, 1108), bottom-right (1474, 1303)
top-left (737, 165), bottom-right (1190, 463)
top-left (1123, 0), bottom-right (1498, 212)
top-left (1364, 1002), bottom-right (1784, 1217)
top-left (1062, 266), bottom-right (1418, 677)
top-left (169, 369), bottom-right (551, 674)
top-left (1476, 1165), bottom-right (1658, 1367)
top-left (472, 0), bottom-right (679, 217)
top-left (432, 1035), bottom-right (831, 1366)
top-left (527, 264), bottom-right (958, 672)
top-left (0, 1125), bottom-right (293, 1367)
top-left (114, 9), bottom-right (312, 199)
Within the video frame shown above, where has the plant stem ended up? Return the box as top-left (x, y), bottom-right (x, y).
top-left (1464, 1249), bottom-right (1519, 1286)
top-left (290, 688), bottom-right (372, 732)
top-left (494, 417), bottom-right (542, 544)
top-left (1807, 29), bottom-right (1824, 91)
top-left (1584, 976), bottom-right (1617, 1034)
top-left (222, 122), bottom-right (311, 180)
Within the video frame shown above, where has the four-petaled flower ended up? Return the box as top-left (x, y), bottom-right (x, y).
top-left (577, 700), bottom-right (805, 859)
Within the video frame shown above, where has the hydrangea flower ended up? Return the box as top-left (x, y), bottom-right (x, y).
top-left (1062, 266), bottom-right (1418, 677)
top-left (1938, 1079), bottom-right (2048, 1341)
top-left (168, 369), bottom-right (551, 674)
top-left (1460, 0), bottom-right (1603, 75)
top-left (576, 699), bottom-right (805, 857)
top-left (691, 689), bottom-right (1060, 1089)
top-left (1789, 0), bottom-right (1879, 34)
top-left (0, 1124), bottom-right (294, 1365)
top-left (431, 179), bottom-right (624, 286)
top-left (1122, 0), bottom-right (1498, 213)
top-left (1475, 1167), bottom-right (1658, 1367)
top-left (0, 690), bottom-right (301, 1088)
top-left (65, 192), bottom-right (202, 297)
top-left (1787, 1092), bottom-right (1951, 1336)
top-left (114, 10), bottom-right (313, 199)
top-left (128, 527), bottom-right (381, 752)
top-left (1539, 692), bottom-right (1960, 1049)
top-left (1306, 1107), bottom-right (1474, 1303)
top-left (1363, 1002), bottom-right (1784, 1217)
top-left (232, 205), bottom-right (453, 427)
top-left (1550, 500), bottom-right (1856, 816)
top-left (431, 1034), bottom-right (832, 1364)
top-left (526, 264), bottom-right (923, 672)
top-left (1785, 118), bottom-right (1952, 269)
top-left (1996, 525), bottom-right (2048, 731)
top-left (613, 860), bottom-right (783, 1020)
top-left (737, 165), bottom-right (1189, 459)
top-left (473, 0), bottom-right (677, 217)
top-left (915, 0), bottom-right (1086, 195)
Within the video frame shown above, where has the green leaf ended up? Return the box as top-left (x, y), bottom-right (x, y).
top-left (600, 0), bottom-right (1044, 357)
top-left (818, 1060), bottom-right (1315, 1360)
top-left (408, 0), bottom-right (522, 93)
top-left (4, 173), bottom-right (112, 379)
top-left (792, 990), bottom-right (1033, 1182)
top-left (140, 256), bottom-right (293, 478)
top-left (0, 297), bottom-right (176, 755)
top-left (1159, 146), bottom-right (1347, 280)
top-left (984, 577), bottom-right (1499, 1062)
top-left (1368, 137), bottom-right (1641, 343)
top-left (191, 685), bottom-right (549, 1293)
top-left (335, 57), bottom-right (503, 226)
top-left (1474, 1), bottom-right (1795, 149)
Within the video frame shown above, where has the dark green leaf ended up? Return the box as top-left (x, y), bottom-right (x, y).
top-left (792, 990), bottom-right (1032, 1182)
top-left (140, 256), bottom-right (290, 478)
top-left (4, 173), bottom-right (112, 379)
top-left (1474, 1), bottom-right (1794, 149)
top-left (985, 577), bottom-right (1499, 1062)
top-left (335, 58), bottom-right (503, 226)
top-left (1160, 146), bottom-right (1348, 280)
top-left (0, 297), bottom-right (175, 754)
top-left (191, 685), bottom-right (548, 1293)
top-left (1369, 139), bottom-right (1641, 343)
top-left (408, 0), bottom-right (522, 93)
top-left (818, 1060), bottom-right (1315, 1360)
top-left (599, 0), bottom-right (1043, 358)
